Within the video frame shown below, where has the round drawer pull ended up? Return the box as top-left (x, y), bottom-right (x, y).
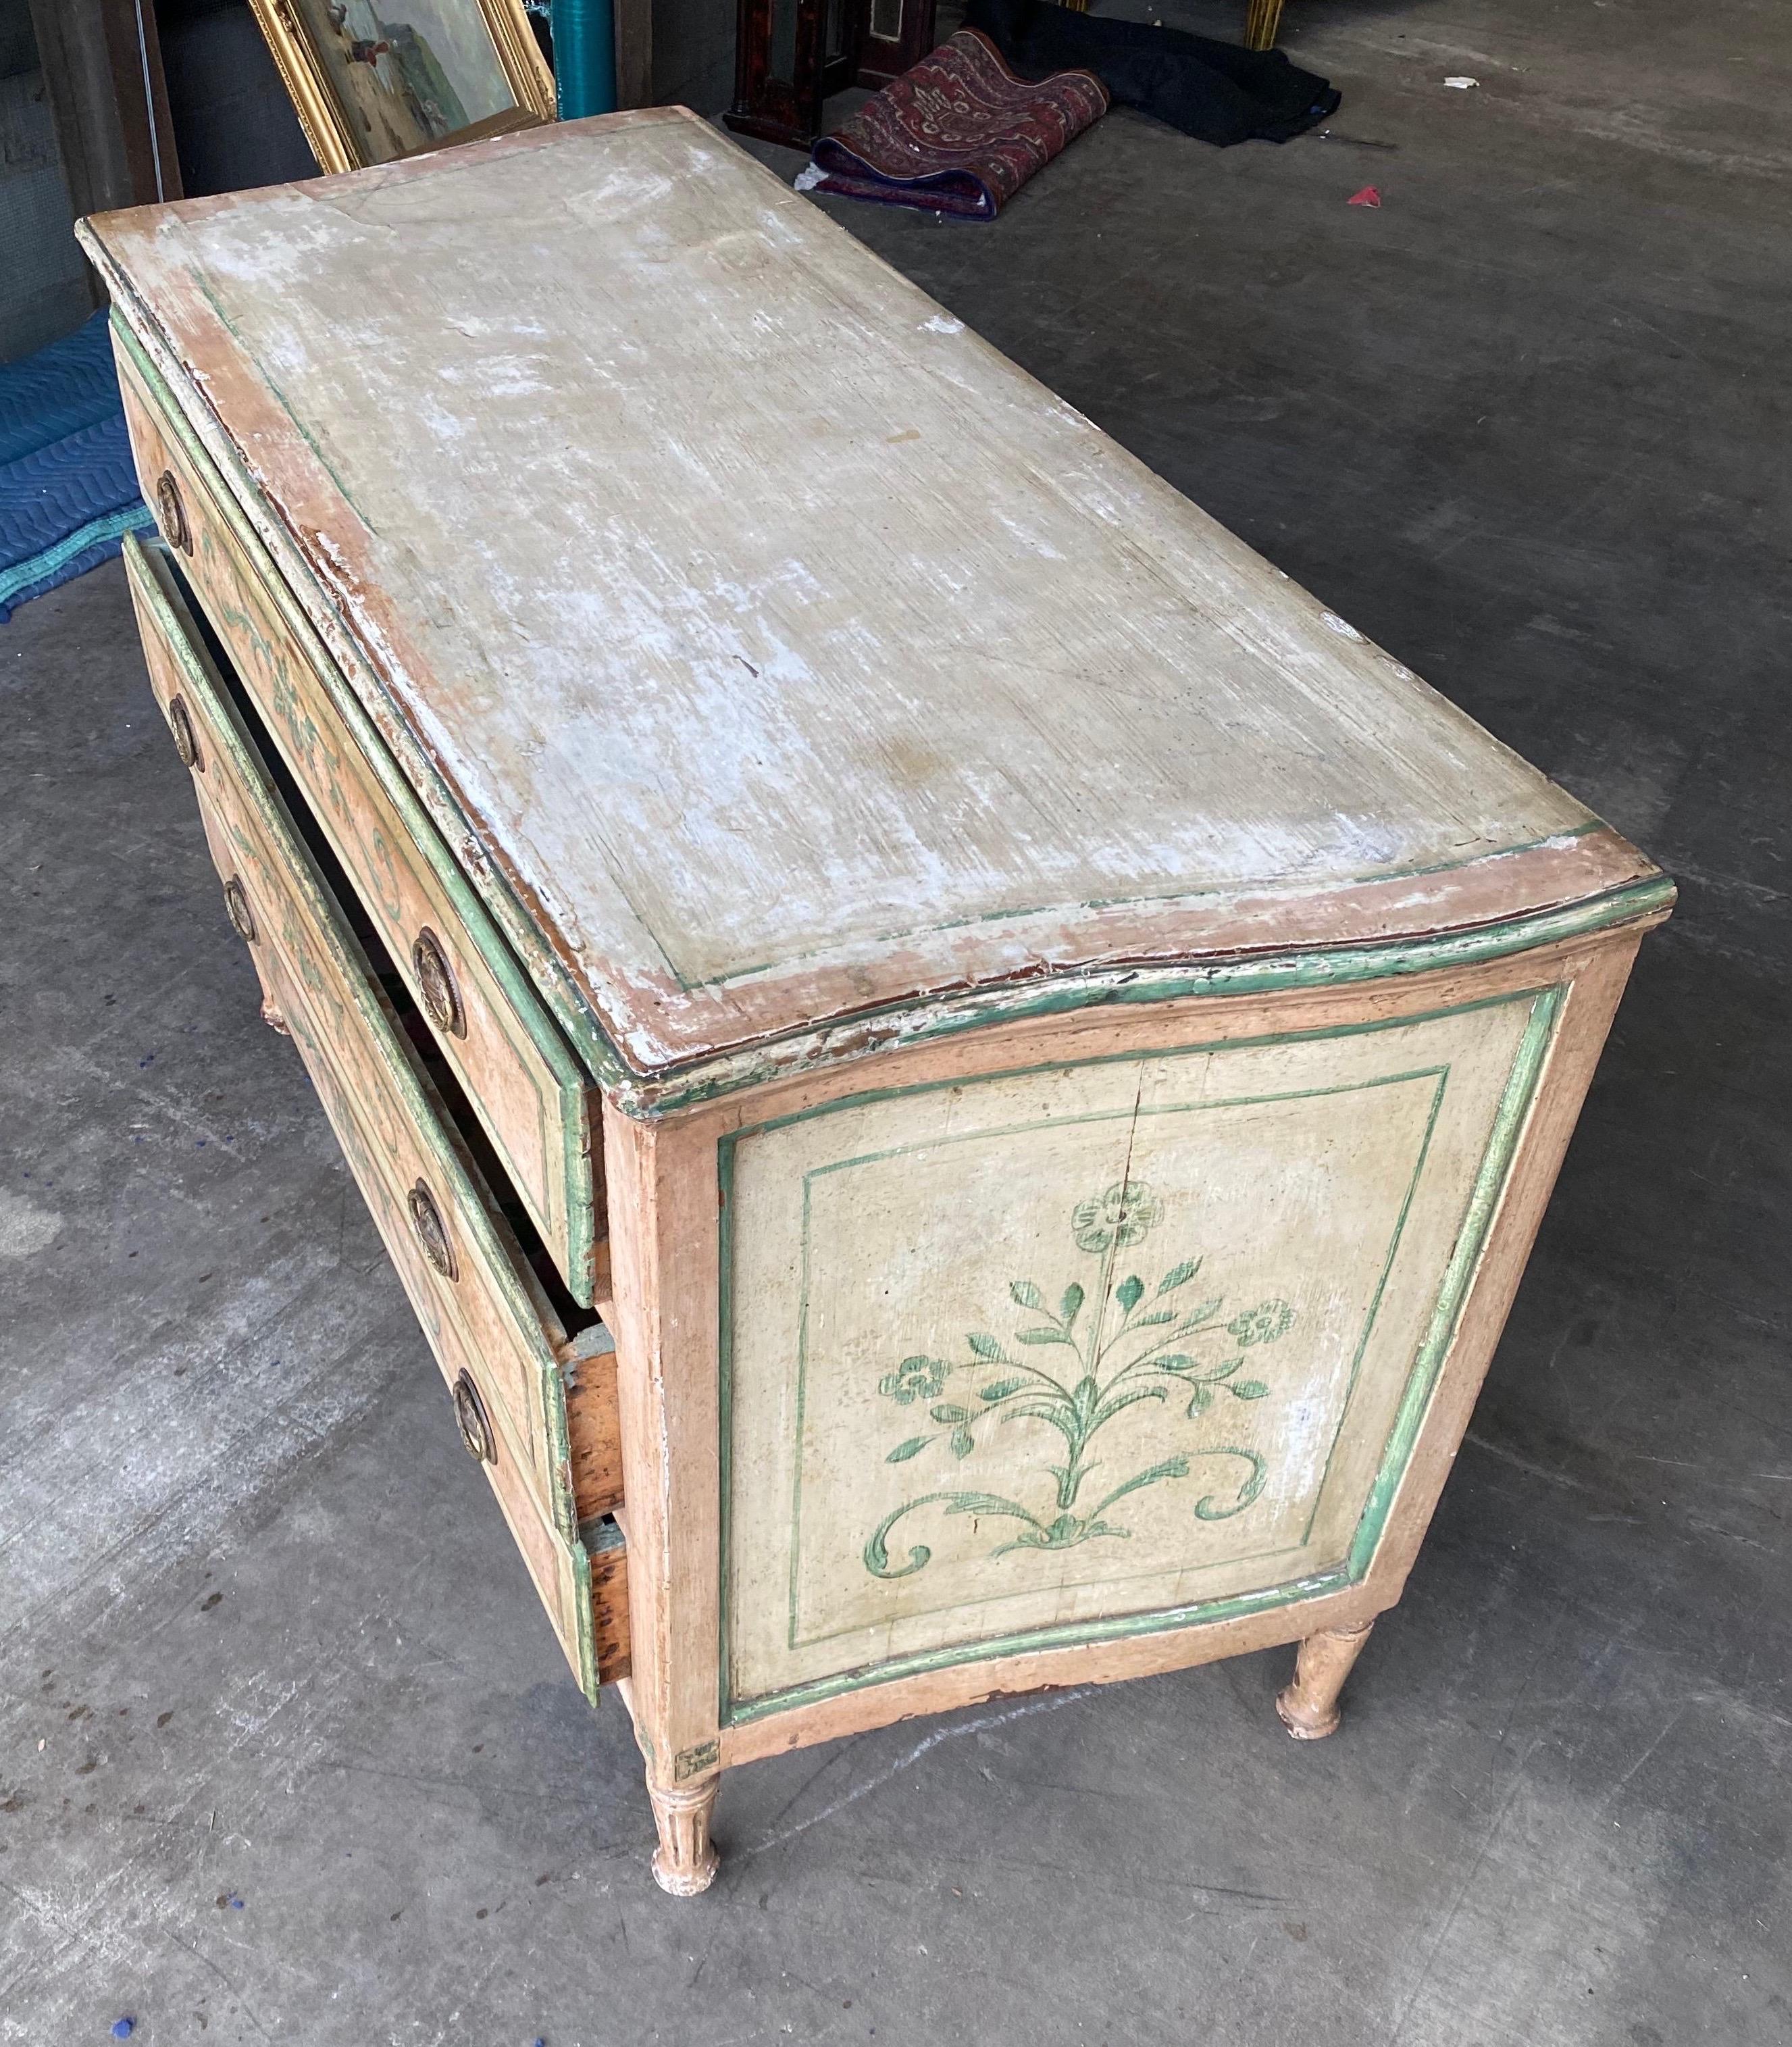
top-left (167, 694), bottom-right (202, 772)
top-left (411, 927), bottom-right (466, 1038)
top-left (453, 1370), bottom-right (496, 1465)
top-left (406, 1178), bottom-right (457, 1281)
top-left (222, 874), bottom-right (257, 944)
top-left (156, 470), bottom-right (193, 555)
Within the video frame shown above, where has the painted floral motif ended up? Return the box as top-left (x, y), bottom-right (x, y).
top-left (878, 1355), bottom-right (949, 1406)
top-left (1228, 1300), bottom-right (1295, 1348)
top-left (864, 1181), bottom-right (1298, 1580)
top-left (1071, 1182), bottom-right (1164, 1253)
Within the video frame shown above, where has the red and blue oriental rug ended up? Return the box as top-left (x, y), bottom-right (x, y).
top-left (796, 29), bottom-right (1108, 220)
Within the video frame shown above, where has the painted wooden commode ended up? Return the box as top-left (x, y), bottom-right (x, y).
top-left (80, 110), bottom-right (1672, 1896)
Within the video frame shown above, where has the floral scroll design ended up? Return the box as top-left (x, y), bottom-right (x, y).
top-left (863, 1181), bottom-right (1297, 1580)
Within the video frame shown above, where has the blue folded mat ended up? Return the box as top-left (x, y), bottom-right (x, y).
top-left (1, 311), bottom-right (155, 622)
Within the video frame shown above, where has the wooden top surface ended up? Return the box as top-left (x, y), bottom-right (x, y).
top-left (81, 111), bottom-right (1660, 1086)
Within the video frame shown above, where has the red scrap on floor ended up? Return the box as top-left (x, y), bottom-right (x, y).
top-left (1348, 185), bottom-right (1383, 207)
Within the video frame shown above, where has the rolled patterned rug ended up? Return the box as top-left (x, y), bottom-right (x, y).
top-left (795, 28), bottom-right (1109, 220)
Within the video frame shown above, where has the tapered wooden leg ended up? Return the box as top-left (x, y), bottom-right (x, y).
top-left (1244, 0), bottom-right (1286, 50)
top-left (1276, 1619), bottom-right (1375, 1740)
top-left (648, 1776), bottom-right (720, 1896)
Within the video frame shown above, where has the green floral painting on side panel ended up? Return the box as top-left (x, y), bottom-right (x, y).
top-left (864, 1181), bottom-right (1296, 1580)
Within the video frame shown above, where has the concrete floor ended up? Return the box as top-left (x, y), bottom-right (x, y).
top-left (3, 0), bottom-right (1789, 2040)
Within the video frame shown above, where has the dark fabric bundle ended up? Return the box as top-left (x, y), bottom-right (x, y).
top-left (961, 0), bottom-right (1341, 147)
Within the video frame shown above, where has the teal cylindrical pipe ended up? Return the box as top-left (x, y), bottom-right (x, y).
top-left (551, 0), bottom-right (618, 118)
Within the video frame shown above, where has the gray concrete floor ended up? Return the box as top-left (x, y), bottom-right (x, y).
top-left (3, 0), bottom-right (1789, 2040)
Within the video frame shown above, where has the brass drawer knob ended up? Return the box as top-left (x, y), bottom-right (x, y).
top-left (167, 694), bottom-right (201, 772)
top-left (407, 1178), bottom-right (457, 1280)
top-left (411, 927), bottom-right (466, 1038)
top-left (156, 470), bottom-right (193, 555)
top-left (453, 1370), bottom-right (496, 1465)
top-left (223, 874), bottom-right (257, 944)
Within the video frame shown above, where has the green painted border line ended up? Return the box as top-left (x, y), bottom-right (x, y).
top-left (1345, 984), bottom-right (1562, 1577)
top-left (715, 1126), bottom-right (740, 1732)
top-left (734, 983), bottom-right (1543, 1147)
top-left (1297, 1065), bottom-right (1450, 1550)
top-left (725, 1566), bottom-right (1354, 1726)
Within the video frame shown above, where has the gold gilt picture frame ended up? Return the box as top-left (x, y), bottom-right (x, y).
top-left (248, 0), bottom-right (556, 174)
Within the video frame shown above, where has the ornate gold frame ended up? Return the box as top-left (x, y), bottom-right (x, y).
top-left (247, 0), bottom-right (556, 175)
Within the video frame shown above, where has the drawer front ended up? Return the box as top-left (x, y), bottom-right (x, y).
top-left (114, 325), bottom-right (603, 1307)
top-left (125, 534), bottom-right (603, 1700)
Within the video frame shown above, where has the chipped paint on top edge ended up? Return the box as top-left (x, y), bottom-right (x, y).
top-left (605, 875), bottom-right (1676, 1119)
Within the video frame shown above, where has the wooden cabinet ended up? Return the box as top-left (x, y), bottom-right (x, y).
top-left (80, 109), bottom-right (1671, 1896)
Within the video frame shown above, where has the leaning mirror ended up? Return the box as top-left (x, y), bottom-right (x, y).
top-left (247, 0), bottom-right (555, 173)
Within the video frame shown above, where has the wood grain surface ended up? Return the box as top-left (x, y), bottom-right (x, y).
top-left (77, 113), bottom-right (1662, 1092)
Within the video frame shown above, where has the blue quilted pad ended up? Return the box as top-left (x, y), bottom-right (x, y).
top-left (1, 312), bottom-right (155, 622)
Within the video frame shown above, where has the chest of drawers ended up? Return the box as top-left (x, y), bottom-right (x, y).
top-left (80, 110), bottom-right (1670, 1895)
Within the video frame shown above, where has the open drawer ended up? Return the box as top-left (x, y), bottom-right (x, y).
top-left (124, 531), bottom-right (629, 1696)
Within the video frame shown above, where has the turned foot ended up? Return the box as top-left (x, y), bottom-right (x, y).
top-left (1276, 1619), bottom-right (1375, 1740)
top-left (259, 995), bottom-right (290, 1036)
top-left (648, 1777), bottom-right (719, 1896)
